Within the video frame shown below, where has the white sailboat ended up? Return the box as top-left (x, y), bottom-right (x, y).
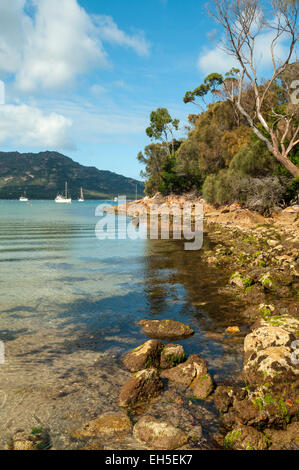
top-left (55, 182), bottom-right (72, 204)
top-left (78, 187), bottom-right (84, 202)
top-left (19, 192), bottom-right (28, 202)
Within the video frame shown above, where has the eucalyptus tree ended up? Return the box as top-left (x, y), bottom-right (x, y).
top-left (208, 0), bottom-right (299, 177)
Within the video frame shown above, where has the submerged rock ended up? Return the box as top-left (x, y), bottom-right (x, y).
top-left (133, 416), bottom-right (188, 450)
top-left (224, 425), bottom-right (268, 450)
top-left (8, 428), bottom-right (51, 451)
top-left (160, 344), bottom-right (186, 369)
top-left (119, 368), bottom-right (164, 408)
top-left (123, 340), bottom-right (164, 372)
top-left (138, 319), bottom-right (194, 340)
top-left (226, 326), bottom-right (240, 335)
top-left (161, 354), bottom-right (213, 399)
top-left (72, 412), bottom-right (132, 439)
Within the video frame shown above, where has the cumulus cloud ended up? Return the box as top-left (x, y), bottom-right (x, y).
top-left (15, 0), bottom-right (108, 92)
top-left (0, 0), bottom-right (150, 92)
top-left (0, 103), bottom-right (73, 148)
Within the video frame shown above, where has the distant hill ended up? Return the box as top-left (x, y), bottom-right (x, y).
top-left (0, 151), bottom-right (144, 200)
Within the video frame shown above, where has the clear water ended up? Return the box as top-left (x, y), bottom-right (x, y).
top-left (0, 200), bottom-right (246, 449)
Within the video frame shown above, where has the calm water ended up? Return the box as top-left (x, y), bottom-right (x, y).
top-left (0, 200), bottom-right (246, 449)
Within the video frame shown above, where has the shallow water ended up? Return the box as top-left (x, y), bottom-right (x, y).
top-left (0, 200), bottom-right (247, 449)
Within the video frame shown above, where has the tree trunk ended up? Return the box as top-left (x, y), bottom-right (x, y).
top-left (274, 151), bottom-right (299, 178)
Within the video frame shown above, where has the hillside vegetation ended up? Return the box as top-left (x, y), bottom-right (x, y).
top-left (0, 151), bottom-right (144, 200)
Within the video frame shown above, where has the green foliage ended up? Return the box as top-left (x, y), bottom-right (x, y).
top-left (138, 65), bottom-right (299, 206)
top-left (146, 108), bottom-right (179, 155)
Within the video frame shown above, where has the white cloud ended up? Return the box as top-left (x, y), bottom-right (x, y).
top-left (198, 48), bottom-right (237, 75)
top-left (0, 103), bottom-right (73, 148)
top-left (15, 0), bottom-right (108, 92)
top-left (0, 0), bottom-right (150, 92)
top-left (93, 15), bottom-right (150, 57)
top-left (198, 29), bottom-right (294, 76)
top-left (0, 0), bottom-right (31, 73)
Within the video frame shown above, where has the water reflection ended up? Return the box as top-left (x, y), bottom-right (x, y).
top-left (0, 202), bottom-right (246, 449)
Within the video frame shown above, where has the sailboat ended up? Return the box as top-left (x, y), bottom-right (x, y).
top-left (55, 182), bottom-right (72, 204)
top-left (19, 192), bottom-right (28, 202)
top-left (78, 187), bottom-right (84, 202)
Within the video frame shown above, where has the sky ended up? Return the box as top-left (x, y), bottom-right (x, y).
top-left (0, 0), bottom-right (296, 180)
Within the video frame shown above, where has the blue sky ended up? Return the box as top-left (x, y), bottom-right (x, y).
top-left (0, 0), bottom-right (295, 180)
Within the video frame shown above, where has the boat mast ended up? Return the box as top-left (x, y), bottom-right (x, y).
top-left (65, 182), bottom-right (68, 199)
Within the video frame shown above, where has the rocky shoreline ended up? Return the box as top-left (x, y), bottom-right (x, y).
top-left (100, 194), bottom-right (299, 450)
top-left (8, 195), bottom-right (298, 451)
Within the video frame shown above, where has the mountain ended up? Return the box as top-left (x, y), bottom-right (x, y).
top-left (0, 151), bottom-right (144, 200)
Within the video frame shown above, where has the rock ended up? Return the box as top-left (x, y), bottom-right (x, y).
top-left (229, 272), bottom-right (245, 288)
top-left (218, 381), bottom-right (299, 429)
top-left (161, 354), bottom-right (206, 386)
top-left (224, 425), bottom-right (268, 450)
top-left (138, 319), bottom-right (194, 340)
top-left (160, 344), bottom-right (186, 369)
top-left (72, 412), bottom-right (132, 439)
top-left (214, 386), bottom-right (235, 413)
top-left (133, 416), bottom-right (188, 450)
top-left (243, 284), bottom-right (266, 304)
top-left (82, 440), bottom-right (104, 450)
top-left (283, 206), bottom-right (299, 213)
top-left (190, 373), bottom-right (214, 400)
top-left (244, 326), bottom-right (294, 361)
top-left (266, 422), bottom-right (299, 450)
top-left (161, 354), bottom-right (213, 399)
top-left (119, 368), bottom-right (164, 408)
top-left (123, 340), bottom-right (164, 372)
top-left (252, 315), bottom-right (299, 337)
top-left (142, 392), bottom-right (204, 447)
top-left (9, 428), bottom-right (51, 451)
top-left (267, 239), bottom-right (279, 247)
top-left (243, 346), bottom-right (298, 386)
top-left (226, 326), bottom-right (240, 335)
top-left (259, 272), bottom-right (274, 290)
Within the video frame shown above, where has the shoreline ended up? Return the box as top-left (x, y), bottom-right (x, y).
top-left (103, 194), bottom-right (299, 450)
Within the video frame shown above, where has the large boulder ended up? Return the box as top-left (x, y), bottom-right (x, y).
top-left (243, 321), bottom-right (298, 386)
top-left (138, 319), bottom-right (194, 340)
top-left (160, 344), bottom-right (186, 369)
top-left (243, 345), bottom-right (298, 386)
top-left (224, 425), bottom-right (268, 450)
top-left (244, 326), bottom-right (294, 361)
top-left (251, 315), bottom-right (299, 337)
top-left (72, 412), bottom-right (132, 439)
top-left (123, 340), bottom-right (164, 372)
top-left (161, 354), bottom-right (213, 399)
top-left (119, 368), bottom-right (164, 408)
top-left (133, 416), bottom-right (188, 450)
